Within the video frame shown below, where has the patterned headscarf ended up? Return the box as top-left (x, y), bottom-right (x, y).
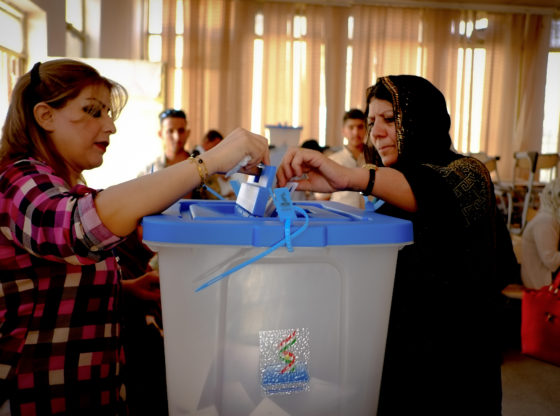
top-left (364, 75), bottom-right (493, 228)
top-left (539, 177), bottom-right (560, 223)
top-left (364, 75), bottom-right (458, 170)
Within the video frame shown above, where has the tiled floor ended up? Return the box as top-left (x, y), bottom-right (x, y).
top-left (501, 348), bottom-right (560, 416)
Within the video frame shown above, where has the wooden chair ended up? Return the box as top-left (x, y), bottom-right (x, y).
top-left (468, 152), bottom-right (502, 183)
top-left (535, 152), bottom-right (560, 183)
top-left (505, 152), bottom-right (559, 234)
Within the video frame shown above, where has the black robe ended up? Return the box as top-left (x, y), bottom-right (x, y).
top-left (365, 76), bottom-right (516, 415)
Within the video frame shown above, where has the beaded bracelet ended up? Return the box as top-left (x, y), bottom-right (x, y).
top-left (189, 156), bottom-right (209, 185)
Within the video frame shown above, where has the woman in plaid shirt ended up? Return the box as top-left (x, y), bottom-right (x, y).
top-left (0, 59), bottom-right (269, 415)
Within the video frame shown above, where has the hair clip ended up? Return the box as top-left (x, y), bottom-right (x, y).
top-left (30, 62), bottom-right (42, 87)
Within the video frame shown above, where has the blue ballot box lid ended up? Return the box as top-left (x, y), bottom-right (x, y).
top-left (142, 200), bottom-right (413, 247)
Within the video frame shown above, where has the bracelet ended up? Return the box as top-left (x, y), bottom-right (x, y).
top-left (361, 163), bottom-right (378, 195)
top-left (189, 156), bottom-right (209, 185)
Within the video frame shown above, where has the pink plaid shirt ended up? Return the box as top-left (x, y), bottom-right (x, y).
top-left (0, 159), bottom-right (125, 415)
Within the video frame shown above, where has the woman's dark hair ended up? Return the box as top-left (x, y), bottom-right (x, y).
top-left (365, 82), bottom-right (393, 112)
top-left (0, 59), bottom-right (128, 185)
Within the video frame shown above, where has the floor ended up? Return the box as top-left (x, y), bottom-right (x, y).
top-left (501, 348), bottom-right (560, 416)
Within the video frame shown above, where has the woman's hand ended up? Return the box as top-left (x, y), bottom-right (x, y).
top-left (122, 270), bottom-right (161, 303)
top-left (95, 128), bottom-right (270, 238)
top-left (202, 127), bottom-right (270, 176)
top-left (276, 147), bottom-right (355, 193)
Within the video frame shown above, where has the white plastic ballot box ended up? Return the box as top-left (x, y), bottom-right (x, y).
top-left (142, 199), bottom-right (413, 416)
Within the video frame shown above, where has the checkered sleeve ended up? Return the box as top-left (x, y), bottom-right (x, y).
top-left (0, 159), bottom-right (122, 265)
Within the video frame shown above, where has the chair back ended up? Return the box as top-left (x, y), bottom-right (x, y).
top-left (468, 152), bottom-right (502, 183)
top-left (535, 153), bottom-right (559, 182)
top-left (512, 151), bottom-right (538, 187)
top-left (507, 151), bottom-right (538, 235)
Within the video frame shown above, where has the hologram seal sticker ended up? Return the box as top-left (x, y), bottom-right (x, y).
top-left (259, 328), bottom-right (310, 396)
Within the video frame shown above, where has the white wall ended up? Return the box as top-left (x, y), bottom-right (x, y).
top-left (78, 58), bottom-right (164, 189)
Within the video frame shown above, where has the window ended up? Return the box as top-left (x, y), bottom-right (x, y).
top-left (251, 13), bottom-right (264, 134)
top-left (291, 15), bottom-right (307, 129)
top-left (146, 0), bottom-right (183, 108)
top-left (453, 14), bottom-right (488, 154)
top-left (542, 52), bottom-right (560, 155)
top-left (147, 0), bottom-right (163, 62)
top-left (65, 0), bottom-right (85, 57)
top-left (146, 5), bottom-right (558, 159)
top-left (540, 18), bottom-right (560, 181)
top-left (341, 16), bottom-right (355, 146)
top-left (542, 18), bottom-right (560, 154)
top-left (0, 1), bottom-right (25, 133)
top-left (252, 13), bottom-right (317, 139)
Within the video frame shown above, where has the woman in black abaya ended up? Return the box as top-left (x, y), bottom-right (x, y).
top-left (277, 75), bottom-right (514, 415)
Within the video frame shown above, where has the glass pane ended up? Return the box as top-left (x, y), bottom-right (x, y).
top-left (0, 7), bottom-right (23, 53)
top-left (251, 39), bottom-right (263, 134)
top-left (475, 17), bottom-right (488, 30)
top-left (148, 34), bottom-right (162, 62)
top-left (551, 19), bottom-right (560, 49)
top-left (148, 0), bottom-right (163, 34)
top-left (173, 67), bottom-right (182, 109)
top-left (0, 52), bottom-right (9, 133)
top-left (293, 40), bottom-right (305, 126)
top-left (175, 35), bottom-right (183, 67)
top-left (542, 52), bottom-right (560, 154)
top-left (66, 31), bottom-right (83, 57)
top-left (255, 13), bottom-right (263, 36)
top-left (469, 48), bottom-right (486, 153)
top-left (461, 48), bottom-right (473, 153)
top-left (175, 0), bottom-right (184, 34)
top-left (293, 15), bottom-right (306, 39)
top-left (345, 46), bottom-right (352, 110)
top-left (319, 44), bottom-right (326, 146)
top-left (0, 51), bottom-right (22, 134)
top-left (66, 0), bottom-right (83, 31)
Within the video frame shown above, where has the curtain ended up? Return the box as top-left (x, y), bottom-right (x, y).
top-left (162, 0), bottom-right (257, 147)
top-left (348, 6), bottom-right (551, 180)
top-left (349, 6), bottom-right (422, 110)
top-left (350, 6), bottom-right (463, 148)
top-left (481, 13), bottom-right (551, 179)
top-left (161, 0), bottom-right (552, 178)
top-left (260, 2), bottom-right (296, 136)
top-left (259, 2), bottom-right (349, 146)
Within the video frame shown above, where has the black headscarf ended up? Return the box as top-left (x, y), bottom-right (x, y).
top-left (364, 75), bottom-right (459, 171)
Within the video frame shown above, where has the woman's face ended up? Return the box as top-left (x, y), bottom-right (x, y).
top-left (48, 84), bottom-right (116, 181)
top-left (367, 98), bottom-right (398, 167)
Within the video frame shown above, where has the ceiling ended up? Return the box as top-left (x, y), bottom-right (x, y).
top-left (405, 0), bottom-right (560, 10)
top-left (349, 0), bottom-right (560, 13)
